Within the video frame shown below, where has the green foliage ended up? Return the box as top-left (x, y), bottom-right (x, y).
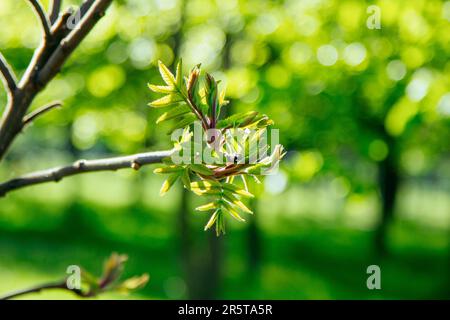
top-left (149, 60), bottom-right (286, 235)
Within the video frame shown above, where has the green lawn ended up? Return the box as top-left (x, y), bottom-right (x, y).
top-left (0, 199), bottom-right (448, 299)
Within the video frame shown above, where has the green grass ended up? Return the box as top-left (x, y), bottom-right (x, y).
top-left (0, 200), bottom-right (448, 299)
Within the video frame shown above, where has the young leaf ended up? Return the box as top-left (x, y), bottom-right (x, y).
top-left (241, 175), bottom-right (249, 192)
top-left (190, 180), bottom-right (222, 195)
top-left (148, 84), bottom-right (173, 94)
top-left (191, 188), bottom-right (222, 196)
top-left (222, 202), bottom-right (245, 222)
top-left (223, 190), bottom-right (253, 214)
top-left (222, 182), bottom-right (254, 198)
top-left (205, 73), bottom-right (218, 123)
top-left (175, 59), bottom-right (183, 88)
top-left (191, 180), bottom-right (221, 190)
top-left (254, 117), bottom-right (274, 129)
top-left (216, 111), bottom-right (258, 129)
top-left (215, 210), bottom-right (226, 236)
top-left (181, 169), bottom-right (191, 190)
top-left (189, 164), bottom-right (214, 176)
top-left (158, 60), bottom-right (177, 87)
top-left (156, 106), bottom-right (191, 124)
top-left (245, 163), bottom-right (268, 175)
top-left (153, 165), bottom-right (184, 174)
top-left (219, 89), bottom-right (229, 107)
top-left (187, 64), bottom-right (200, 98)
top-left (160, 173), bottom-right (180, 196)
top-left (196, 202), bottom-right (219, 211)
top-left (204, 209), bottom-right (219, 231)
top-left (116, 274), bottom-right (150, 294)
top-left (149, 93), bottom-right (183, 108)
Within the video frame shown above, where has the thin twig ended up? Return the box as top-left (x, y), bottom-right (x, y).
top-left (49, 0), bottom-right (62, 25)
top-left (23, 101), bottom-right (62, 126)
top-left (0, 279), bottom-right (91, 300)
top-left (0, 280), bottom-right (66, 300)
top-left (27, 0), bottom-right (52, 40)
top-left (0, 149), bottom-right (174, 197)
top-left (0, 52), bottom-right (17, 93)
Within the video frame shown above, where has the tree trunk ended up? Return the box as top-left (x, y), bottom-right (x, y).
top-left (247, 199), bottom-right (261, 275)
top-left (178, 187), bottom-right (194, 298)
top-left (199, 232), bottom-right (222, 299)
top-left (375, 146), bottom-right (399, 256)
top-left (187, 30), bottom-right (235, 299)
top-left (170, 0), bottom-right (197, 298)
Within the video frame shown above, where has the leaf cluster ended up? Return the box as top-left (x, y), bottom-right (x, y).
top-left (149, 60), bottom-right (286, 235)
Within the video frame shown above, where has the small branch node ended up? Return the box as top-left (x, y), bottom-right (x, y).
top-left (131, 161), bottom-right (141, 171)
top-left (51, 171), bottom-right (62, 182)
top-left (76, 159), bottom-right (87, 169)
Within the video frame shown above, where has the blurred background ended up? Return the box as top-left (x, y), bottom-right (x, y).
top-left (0, 0), bottom-right (449, 299)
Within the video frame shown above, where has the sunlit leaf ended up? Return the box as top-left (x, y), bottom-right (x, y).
top-left (148, 84), bottom-right (174, 94)
top-left (175, 59), bottom-right (183, 88)
top-left (222, 182), bottom-right (254, 198)
top-left (196, 202), bottom-right (219, 211)
top-left (223, 190), bottom-right (253, 214)
top-left (116, 274), bottom-right (149, 294)
top-left (160, 173), bottom-right (180, 196)
top-left (222, 202), bottom-right (245, 222)
top-left (204, 209), bottom-right (219, 231)
top-left (158, 60), bottom-right (176, 86)
top-left (153, 165), bottom-right (184, 174)
top-left (190, 180), bottom-right (221, 190)
top-left (148, 93), bottom-right (183, 107)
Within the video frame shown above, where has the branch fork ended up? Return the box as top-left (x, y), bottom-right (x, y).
top-left (0, 0), bottom-right (113, 160)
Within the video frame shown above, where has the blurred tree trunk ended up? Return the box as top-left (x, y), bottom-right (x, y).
top-left (247, 198), bottom-right (262, 274)
top-left (186, 31), bottom-right (240, 298)
top-left (188, 31), bottom-right (238, 299)
top-left (193, 231), bottom-right (223, 299)
top-left (447, 236), bottom-right (450, 298)
top-left (375, 139), bottom-right (399, 256)
top-left (170, 0), bottom-right (223, 299)
top-left (66, 123), bottom-right (80, 158)
top-left (171, 0), bottom-right (199, 299)
top-left (178, 184), bottom-right (194, 297)
top-left (206, 230), bottom-right (223, 296)
top-left (354, 89), bottom-right (404, 257)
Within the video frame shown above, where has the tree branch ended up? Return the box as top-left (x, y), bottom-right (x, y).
top-left (79, 0), bottom-right (96, 17)
top-left (0, 52), bottom-right (17, 94)
top-left (0, 149), bottom-right (174, 197)
top-left (37, 0), bottom-right (113, 85)
top-left (0, 0), bottom-right (113, 161)
top-left (23, 101), bottom-right (62, 126)
top-left (49, 0), bottom-right (62, 25)
top-left (27, 0), bottom-right (52, 40)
